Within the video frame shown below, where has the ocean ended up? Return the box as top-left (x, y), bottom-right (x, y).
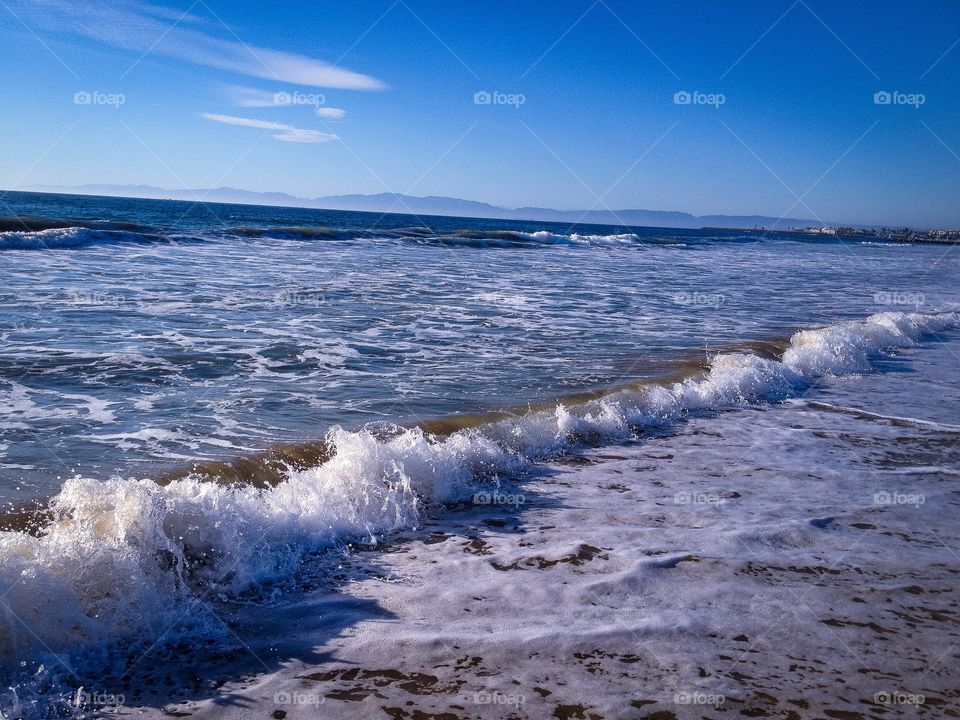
top-left (0, 191), bottom-right (958, 718)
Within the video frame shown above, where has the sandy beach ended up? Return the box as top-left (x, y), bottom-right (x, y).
top-left (104, 337), bottom-right (960, 720)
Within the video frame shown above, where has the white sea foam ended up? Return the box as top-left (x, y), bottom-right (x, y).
top-left (0, 310), bottom-right (956, 697)
top-left (0, 227), bottom-right (112, 250)
top-left (0, 227), bottom-right (88, 250)
top-left (516, 230), bottom-right (642, 245)
top-left (0, 227), bottom-right (167, 251)
top-left (0, 226), bottom-right (648, 251)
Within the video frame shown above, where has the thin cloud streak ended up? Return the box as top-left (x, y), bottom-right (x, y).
top-left (201, 112), bottom-right (338, 143)
top-left (14, 0), bottom-right (386, 90)
top-left (226, 86), bottom-right (343, 116)
top-left (227, 85), bottom-right (296, 108)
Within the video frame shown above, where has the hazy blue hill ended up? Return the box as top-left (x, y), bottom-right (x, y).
top-left (25, 184), bottom-right (825, 229)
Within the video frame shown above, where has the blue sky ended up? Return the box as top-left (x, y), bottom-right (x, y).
top-left (1, 0), bottom-right (958, 227)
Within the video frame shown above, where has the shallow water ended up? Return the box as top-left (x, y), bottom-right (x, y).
top-left (0, 191), bottom-right (958, 716)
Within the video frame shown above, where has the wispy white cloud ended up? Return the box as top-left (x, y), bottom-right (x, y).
top-left (133, 1), bottom-right (208, 27)
top-left (201, 112), bottom-right (338, 143)
top-left (15, 0), bottom-right (386, 90)
top-left (227, 85), bottom-right (292, 108)
top-left (227, 85), bottom-right (340, 115)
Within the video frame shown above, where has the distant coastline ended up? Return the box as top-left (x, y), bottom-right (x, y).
top-left (16, 183), bottom-right (849, 232)
top-left (704, 225), bottom-right (960, 244)
top-left (11, 185), bottom-right (960, 239)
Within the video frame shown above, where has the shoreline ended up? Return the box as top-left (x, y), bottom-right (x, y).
top-left (113, 340), bottom-right (960, 719)
top-left (701, 225), bottom-right (960, 245)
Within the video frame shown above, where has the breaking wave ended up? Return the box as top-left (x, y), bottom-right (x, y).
top-left (0, 227), bottom-right (170, 250)
top-left (0, 310), bottom-right (957, 713)
top-left (0, 220), bottom-right (662, 251)
top-left (223, 226), bottom-right (645, 247)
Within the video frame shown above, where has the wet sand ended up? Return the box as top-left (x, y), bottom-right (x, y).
top-left (117, 344), bottom-right (960, 719)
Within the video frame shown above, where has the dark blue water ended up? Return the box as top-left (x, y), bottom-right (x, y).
top-left (0, 190), bottom-right (776, 243)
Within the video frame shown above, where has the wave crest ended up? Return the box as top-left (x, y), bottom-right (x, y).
top-left (0, 227), bottom-right (167, 250)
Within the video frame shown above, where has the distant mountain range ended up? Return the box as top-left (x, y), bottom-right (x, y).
top-left (24, 184), bottom-right (837, 230)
